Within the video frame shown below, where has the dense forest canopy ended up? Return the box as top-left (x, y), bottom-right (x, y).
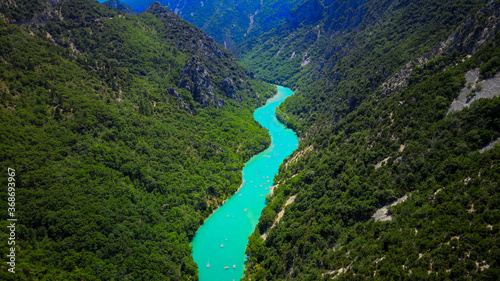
top-left (1, 0), bottom-right (499, 280)
top-left (241, 0), bottom-right (500, 280)
top-left (0, 0), bottom-right (275, 279)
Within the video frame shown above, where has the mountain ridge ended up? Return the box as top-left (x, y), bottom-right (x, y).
top-left (99, 0), bottom-right (307, 50)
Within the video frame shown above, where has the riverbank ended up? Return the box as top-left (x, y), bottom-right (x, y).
top-left (191, 86), bottom-right (298, 281)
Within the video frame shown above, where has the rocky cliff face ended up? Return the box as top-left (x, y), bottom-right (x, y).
top-left (178, 57), bottom-right (223, 107)
top-left (220, 77), bottom-right (240, 101)
top-left (144, 2), bottom-right (227, 60)
top-left (380, 0), bottom-right (500, 96)
top-left (167, 86), bottom-right (191, 112)
top-left (176, 58), bottom-right (242, 107)
top-left (144, 1), bottom-right (251, 107)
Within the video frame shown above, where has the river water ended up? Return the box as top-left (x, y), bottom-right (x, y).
top-left (191, 86), bottom-right (298, 281)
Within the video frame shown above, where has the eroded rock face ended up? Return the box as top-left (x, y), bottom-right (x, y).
top-left (145, 2), bottom-right (250, 108)
top-left (144, 2), bottom-right (227, 60)
top-left (448, 68), bottom-right (500, 114)
top-left (167, 86), bottom-right (191, 113)
top-left (178, 57), bottom-right (224, 107)
top-left (380, 0), bottom-right (500, 97)
top-left (220, 77), bottom-right (238, 100)
top-left (372, 194), bottom-right (408, 222)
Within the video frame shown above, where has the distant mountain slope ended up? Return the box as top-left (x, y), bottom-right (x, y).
top-left (98, 0), bottom-right (307, 50)
top-left (242, 0), bottom-right (500, 280)
top-left (103, 0), bottom-right (137, 14)
top-left (0, 0), bottom-right (274, 280)
top-left (239, 0), bottom-right (494, 131)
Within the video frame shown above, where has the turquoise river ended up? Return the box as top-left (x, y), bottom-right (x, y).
top-left (191, 86), bottom-right (298, 281)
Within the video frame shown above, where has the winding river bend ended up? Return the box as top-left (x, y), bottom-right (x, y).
top-left (191, 86), bottom-right (298, 281)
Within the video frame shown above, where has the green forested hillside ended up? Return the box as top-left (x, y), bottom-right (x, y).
top-left (243, 0), bottom-right (500, 280)
top-left (0, 0), bottom-right (274, 280)
top-left (240, 0), bottom-right (492, 125)
top-left (1, 0), bottom-right (500, 280)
